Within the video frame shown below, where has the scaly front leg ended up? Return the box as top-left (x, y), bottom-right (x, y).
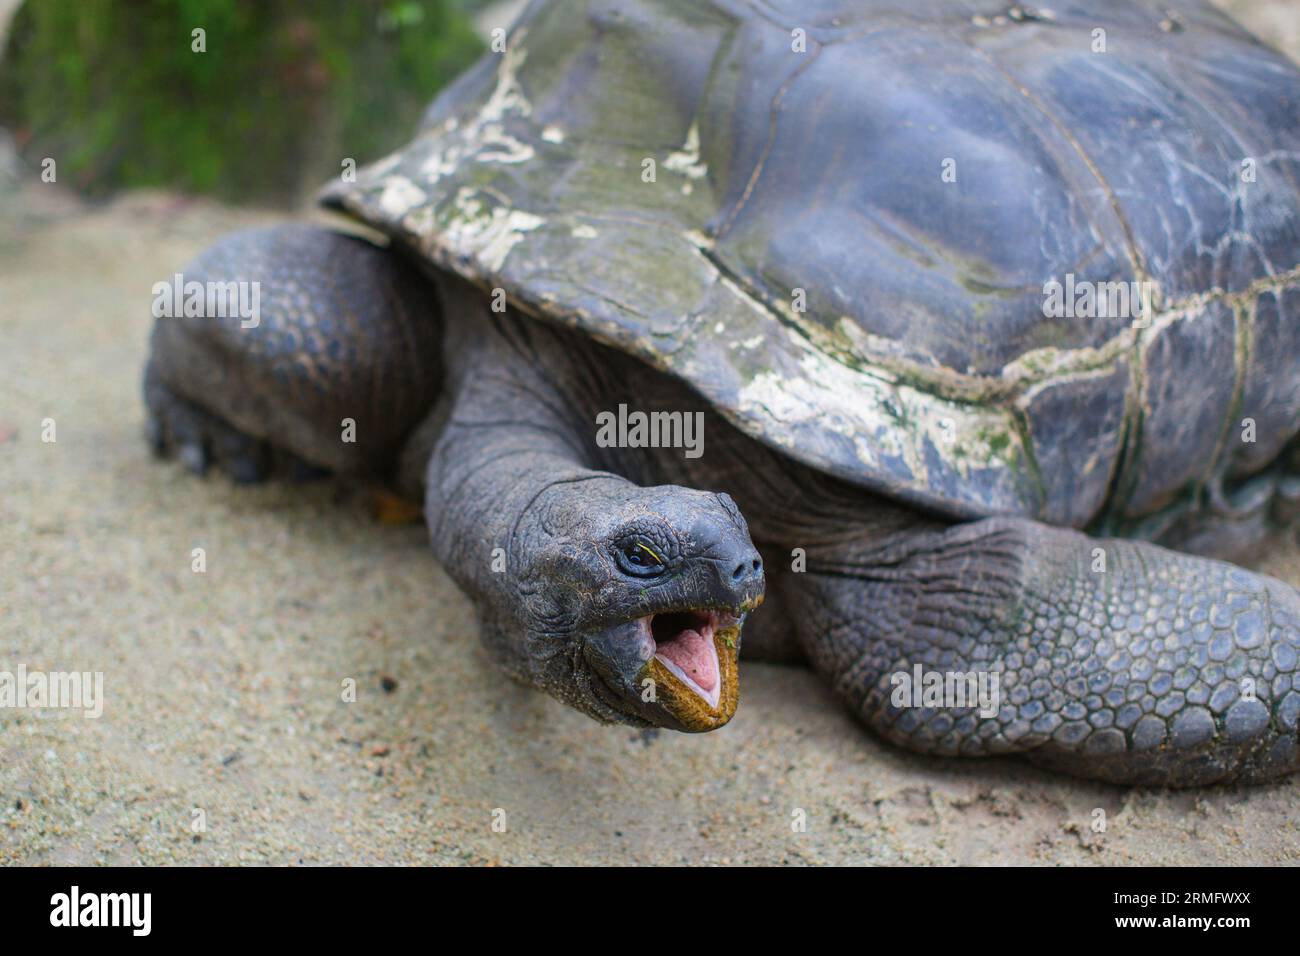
top-left (787, 516), bottom-right (1300, 786)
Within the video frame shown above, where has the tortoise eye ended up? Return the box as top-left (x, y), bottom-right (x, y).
top-left (617, 541), bottom-right (666, 577)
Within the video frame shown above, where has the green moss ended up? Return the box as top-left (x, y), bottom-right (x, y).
top-left (0, 0), bottom-right (484, 205)
top-left (984, 430), bottom-right (1011, 455)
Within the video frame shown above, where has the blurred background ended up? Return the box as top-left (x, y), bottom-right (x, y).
top-left (0, 0), bottom-right (1294, 212)
top-left (0, 0), bottom-right (526, 207)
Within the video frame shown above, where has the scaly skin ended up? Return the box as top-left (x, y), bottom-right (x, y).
top-left (787, 519), bottom-right (1300, 786)
top-left (144, 226), bottom-right (1300, 785)
top-left (146, 224), bottom-right (440, 479)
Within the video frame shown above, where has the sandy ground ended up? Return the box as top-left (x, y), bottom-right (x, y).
top-left (3, 3), bottom-right (1300, 867)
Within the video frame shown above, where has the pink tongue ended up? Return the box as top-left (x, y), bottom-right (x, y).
top-left (657, 628), bottom-right (718, 693)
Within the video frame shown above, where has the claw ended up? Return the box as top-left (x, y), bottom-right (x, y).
top-left (178, 441), bottom-right (209, 475)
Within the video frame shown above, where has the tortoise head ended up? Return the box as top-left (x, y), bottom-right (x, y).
top-left (510, 483), bottom-right (764, 732)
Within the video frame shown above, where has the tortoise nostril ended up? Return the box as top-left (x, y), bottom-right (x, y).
top-left (732, 556), bottom-right (763, 581)
top-left (752, 558), bottom-right (762, 573)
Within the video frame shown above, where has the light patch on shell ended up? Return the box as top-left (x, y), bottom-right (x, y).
top-left (475, 136), bottom-right (530, 166)
top-left (1017, 362), bottom-right (1125, 408)
top-left (737, 326), bottom-right (1023, 489)
top-left (443, 187), bottom-right (544, 272)
top-left (570, 223), bottom-right (599, 239)
top-left (737, 370), bottom-right (820, 423)
top-left (476, 132), bottom-right (535, 165)
top-left (412, 31), bottom-right (534, 186)
top-left (377, 177), bottom-right (428, 219)
top-left (790, 349), bottom-right (911, 466)
top-left (664, 122), bottom-right (708, 180)
top-left (479, 30), bottom-right (532, 123)
top-left (891, 381), bottom-right (1016, 475)
top-left (420, 140), bottom-right (468, 183)
top-left (541, 124), bottom-right (566, 144)
top-left (833, 316), bottom-right (917, 366)
top-left (847, 370), bottom-right (1018, 481)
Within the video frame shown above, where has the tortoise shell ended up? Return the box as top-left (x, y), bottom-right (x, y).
top-left (323, 0), bottom-right (1300, 527)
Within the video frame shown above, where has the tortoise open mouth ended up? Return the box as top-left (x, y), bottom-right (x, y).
top-left (646, 609), bottom-right (734, 709)
top-left (583, 595), bottom-right (760, 733)
top-left (632, 604), bottom-right (751, 732)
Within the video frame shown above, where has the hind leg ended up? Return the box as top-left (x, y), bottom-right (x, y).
top-left (144, 224), bottom-right (441, 483)
top-left (782, 515), bottom-right (1300, 787)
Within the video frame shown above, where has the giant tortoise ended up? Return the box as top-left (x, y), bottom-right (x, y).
top-left (143, 0), bottom-right (1300, 785)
